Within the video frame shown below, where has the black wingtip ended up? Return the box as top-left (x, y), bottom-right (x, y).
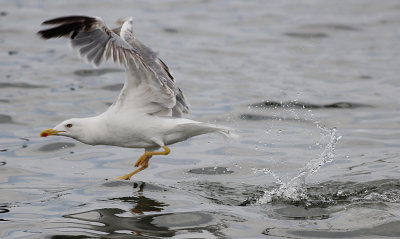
top-left (41, 15), bottom-right (95, 25)
top-left (38, 16), bottom-right (98, 39)
top-left (37, 23), bottom-right (78, 39)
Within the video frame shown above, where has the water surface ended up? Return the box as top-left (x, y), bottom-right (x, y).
top-left (1, 0), bottom-right (400, 238)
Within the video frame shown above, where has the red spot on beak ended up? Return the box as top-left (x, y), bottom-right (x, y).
top-left (41, 133), bottom-right (49, 137)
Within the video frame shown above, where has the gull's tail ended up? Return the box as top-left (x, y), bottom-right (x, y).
top-left (211, 124), bottom-right (239, 140)
top-left (189, 122), bottom-right (239, 140)
top-left (168, 118), bottom-right (239, 145)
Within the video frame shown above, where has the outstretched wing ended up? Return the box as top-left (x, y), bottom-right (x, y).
top-left (38, 15), bottom-right (189, 116)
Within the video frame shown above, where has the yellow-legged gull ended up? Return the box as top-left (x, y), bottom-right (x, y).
top-left (38, 16), bottom-right (233, 180)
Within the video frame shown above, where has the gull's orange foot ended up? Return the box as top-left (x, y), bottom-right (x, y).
top-left (113, 174), bottom-right (133, 181)
top-left (113, 146), bottom-right (171, 180)
top-left (135, 154), bottom-right (151, 167)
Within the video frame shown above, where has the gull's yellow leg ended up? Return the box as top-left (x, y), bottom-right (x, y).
top-left (148, 146), bottom-right (171, 156)
top-left (113, 156), bottom-right (151, 180)
top-left (134, 152), bottom-right (150, 167)
top-left (113, 146), bottom-right (171, 180)
top-left (135, 146), bottom-right (170, 167)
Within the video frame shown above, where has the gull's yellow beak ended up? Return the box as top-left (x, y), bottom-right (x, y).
top-left (40, 128), bottom-right (63, 137)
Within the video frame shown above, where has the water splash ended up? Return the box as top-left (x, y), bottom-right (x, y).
top-left (256, 127), bottom-right (341, 205)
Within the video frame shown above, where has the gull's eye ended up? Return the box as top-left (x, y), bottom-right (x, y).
top-left (66, 123), bottom-right (73, 128)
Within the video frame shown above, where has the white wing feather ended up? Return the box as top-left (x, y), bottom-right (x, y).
top-left (38, 16), bottom-right (189, 116)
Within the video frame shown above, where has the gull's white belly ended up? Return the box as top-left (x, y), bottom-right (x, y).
top-left (92, 113), bottom-right (191, 148)
top-left (83, 111), bottom-right (224, 149)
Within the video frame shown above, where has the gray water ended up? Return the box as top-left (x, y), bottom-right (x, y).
top-left (1, 0), bottom-right (400, 238)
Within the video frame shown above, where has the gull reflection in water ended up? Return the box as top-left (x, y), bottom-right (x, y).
top-left (61, 182), bottom-right (217, 238)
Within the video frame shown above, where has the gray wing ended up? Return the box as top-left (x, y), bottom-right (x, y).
top-left (38, 15), bottom-right (189, 116)
top-left (114, 17), bottom-right (189, 117)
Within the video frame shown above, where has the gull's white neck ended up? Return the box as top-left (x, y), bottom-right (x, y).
top-left (69, 115), bottom-right (107, 145)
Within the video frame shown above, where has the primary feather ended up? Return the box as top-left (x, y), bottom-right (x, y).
top-left (38, 15), bottom-right (189, 117)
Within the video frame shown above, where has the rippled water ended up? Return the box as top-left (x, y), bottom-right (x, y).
top-left (1, 0), bottom-right (400, 238)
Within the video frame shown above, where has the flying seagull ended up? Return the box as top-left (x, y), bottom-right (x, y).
top-left (38, 16), bottom-right (233, 180)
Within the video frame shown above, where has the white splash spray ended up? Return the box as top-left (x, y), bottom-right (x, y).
top-left (256, 126), bottom-right (340, 204)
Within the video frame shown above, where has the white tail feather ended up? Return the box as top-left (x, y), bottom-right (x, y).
top-left (201, 123), bottom-right (239, 140)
